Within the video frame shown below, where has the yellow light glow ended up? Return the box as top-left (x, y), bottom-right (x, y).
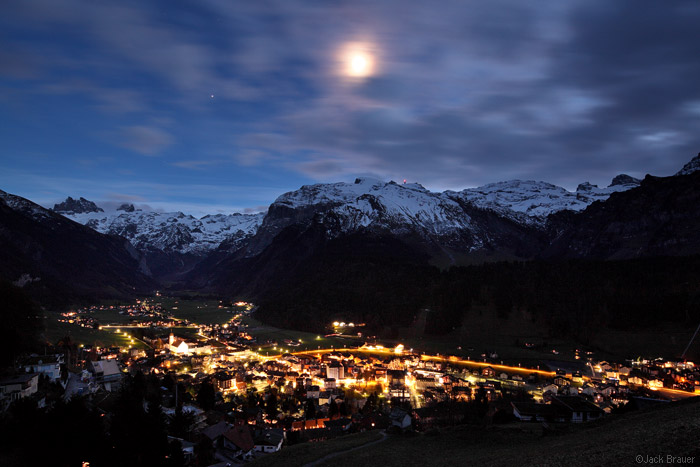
top-left (350, 54), bottom-right (370, 76)
top-left (340, 42), bottom-right (376, 79)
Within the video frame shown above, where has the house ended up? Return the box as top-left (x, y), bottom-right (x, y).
top-left (553, 376), bottom-right (570, 387)
top-left (511, 401), bottom-right (569, 423)
top-left (306, 385), bottom-right (320, 399)
top-left (202, 421), bottom-right (255, 461)
top-left (253, 428), bottom-right (285, 453)
top-left (387, 370), bottom-right (406, 386)
top-left (222, 424), bottom-right (255, 460)
top-left (212, 372), bottom-right (234, 392)
top-left (88, 359), bottom-right (122, 391)
top-left (389, 407), bottom-right (412, 432)
top-left (482, 366), bottom-right (496, 378)
top-left (0, 373), bottom-right (40, 409)
top-left (324, 417), bottom-right (352, 435)
top-left (324, 378), bottom-right (336, 390)
top-left (415, 376), bottom-right (436, 392)
top-left (22, 355), bottom-right (62, 382)
top-left (551, 395), bottom-right (604, 423)
top-left (167, 436), bottom-right (195, 464)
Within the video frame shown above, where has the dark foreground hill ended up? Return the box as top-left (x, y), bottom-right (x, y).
top-left (252, 397), bottom-right (700, 467)
top-left (0, 190), bottom-right (156, 307)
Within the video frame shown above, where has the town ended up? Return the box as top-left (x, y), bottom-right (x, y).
top-left (1, 296), bottom-right (698, 465)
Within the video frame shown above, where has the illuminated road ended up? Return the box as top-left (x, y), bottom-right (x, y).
top-left (648, 387), bottom-right (698, 401)
top-left (292, 347), bottom-right (556, 378)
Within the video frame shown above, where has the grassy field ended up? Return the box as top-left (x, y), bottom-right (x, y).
top-left (241, 316), bottom-right (356, 353)
top-left (89, 308), bottom-right (147, 325)
top-left (158, 297), bottom-right (237, 325)
top-left (42, 317), bottom-right (148, 349)
top-left (283, 398), bottom-right (700, 467)
top-left (248, 430), bottom-right (383, 467)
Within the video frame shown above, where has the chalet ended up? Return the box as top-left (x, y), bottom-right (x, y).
top-left (253, 428), bottom-right (285, 453)
top-left (551, 395), bottom-right (604, 423)
top-left (202, 421), bottom-right (255, 461)
top-left (481, 366), bottom-right (496, 378)
top-left (223, 424), bottom-right (255, 460)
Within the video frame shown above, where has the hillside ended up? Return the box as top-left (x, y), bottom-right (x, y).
top-left (0, 190), bottom-right (157, 307)
top-left (253, 398), bottom-right (700, 467)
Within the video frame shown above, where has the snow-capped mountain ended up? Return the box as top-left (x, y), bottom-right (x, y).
top-left (57, 204), bottom-right (264, 256)
top-left (676, 152), bottom-right (700, 176)
top-left (53, 196), bottom-right (103, 214)
top-left (48, 168), bottom-right (646, 274)
top-left (242, 174), bottom-right (640, 256)
top-left (453, 175), bottom-right (640, 226)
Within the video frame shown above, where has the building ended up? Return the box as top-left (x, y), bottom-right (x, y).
top-left (253, 429), bottom-right (285, 453)
top-left (327, 362), bottom-right (344, 380)
top-left (389, 407), bottom-right (412, 432)
top-left (0, 373), bottom-right (39, 409)
top-left (22, 355), bottom-right (62, 382)
top-left (88, 359), bottom-right (122, 391)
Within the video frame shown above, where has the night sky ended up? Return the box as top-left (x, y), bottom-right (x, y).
top-left (1, 0), bottom-right (699, 215)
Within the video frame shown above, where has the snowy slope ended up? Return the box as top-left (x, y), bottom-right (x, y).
top-left (0, 189), bottom-right (56, 221)
top-left (50, 173), bottom-right (640, 257)
top-left (676, 153), bottom-right (700, 176)
top-left (272, 177), bottom-right (473, 235)
top-left (270, 175), bottom-right (640, 233)
top-left (452, 177), bottom-right (640, 226)
top-left (62, 206), bottom-right (264, 255)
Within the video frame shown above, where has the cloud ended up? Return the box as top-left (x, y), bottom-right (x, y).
top-left (171, 160), bottom-right (222, 170)
top-left (117, 126), bottom-right (173, 156)
top-left (2, 0), bottom-right (699, 196)
top-left (244, 206), bottom-right (269, 214)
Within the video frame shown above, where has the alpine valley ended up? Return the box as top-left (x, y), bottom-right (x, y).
top-left (2, 153), bottom-right (700, 339)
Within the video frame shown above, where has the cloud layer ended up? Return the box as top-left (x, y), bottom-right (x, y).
top-left (1, 0), bottom-right (699, 211)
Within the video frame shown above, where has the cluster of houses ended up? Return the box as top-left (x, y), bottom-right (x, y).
top-left (7, 294), bottom-right (700, 464)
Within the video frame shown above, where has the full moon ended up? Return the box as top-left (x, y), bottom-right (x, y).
top-left (340, 43), bottom-right (376, 79)
top-left (348, 52), bottom-right (372, 77)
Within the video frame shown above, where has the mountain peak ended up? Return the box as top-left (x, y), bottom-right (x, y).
top-left (609, 174), bottom-right (641, 187)
top-left (576, 182), bottom-right (597, 192)
top-left (117, 203), bottom-right (135, 212)
top-left (53, 196), bottom-right (104, 214)
top-left (675, 152), bottom-right (700, 176)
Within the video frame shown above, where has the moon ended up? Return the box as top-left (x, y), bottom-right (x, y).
top-left (340, 43), bottom-right (376, 79)
top-left (348, 51), bottom-right (372, 77)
